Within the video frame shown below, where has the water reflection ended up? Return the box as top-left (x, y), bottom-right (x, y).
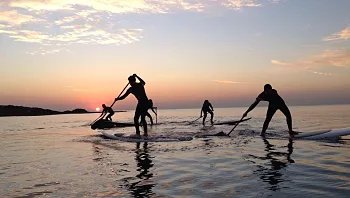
top-left (125, 142), bottom-right (155, 198)
top-left (248, 138), bottom-right (294, 191)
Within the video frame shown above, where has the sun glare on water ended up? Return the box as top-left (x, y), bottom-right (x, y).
top-left (96, 107), bottom-right (100, 111)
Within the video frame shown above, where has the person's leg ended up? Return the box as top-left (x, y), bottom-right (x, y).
top-left (134, 106), bottom-right (142, 135)
top-left (209, 110), bottom-right (214, 124)
top-left (279, 105), bottom-right (296, 135)
top-left (110, 112), bottom-right (114, 121)
top-left (105, 114), bottom-right (112, 121)
top-left (262, 107), bottom-right (277, 136)
top-left (140, 106), bottom-right (148, 135)
top-left (202, 112), bottom-right (207, 125)
top-left (146, 111), bottom-right (153, 125)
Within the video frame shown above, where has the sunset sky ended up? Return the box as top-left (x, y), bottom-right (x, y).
top-left (1, 0), bottom-right (349, 111)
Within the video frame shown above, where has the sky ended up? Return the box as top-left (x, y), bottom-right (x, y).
top-left (0, 0), bottom-right (349, 111)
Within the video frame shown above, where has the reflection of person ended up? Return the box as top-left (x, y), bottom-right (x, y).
top-left (249, 138), bottom-right (295, 191)
top-left (242, 84), bottom-right (298, 136)
top-left (127, 142), bottom-right (154, 197)
top-left (200, 100), bottom-right (214, 125)
top-left (100, 104), bottom-right (114, 121)
top-left (115, 74), bottom-right (149, 136)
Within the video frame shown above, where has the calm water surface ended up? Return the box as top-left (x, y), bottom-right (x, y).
top-left (1, 105), bottom-right (350, 197)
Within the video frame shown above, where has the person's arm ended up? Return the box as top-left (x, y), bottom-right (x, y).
top-left (115, 88), bottom-right (131, 101)
top-left (99, 109), bottom-right (106, 118)
top-left (243, 99), bottom-right (260, 117)
top-left (200, 108), bottom-right (203, 117)
top-left (209, 103), bottom-right (214, 111)
top-left (133, 74), bottom-right (145, 85)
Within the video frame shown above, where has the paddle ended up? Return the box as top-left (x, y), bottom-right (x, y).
top-left (210, 116), bottom-right (246, 136)
top-left (227, 116), bottom-right (245, 136)
top-left (155, 107), bottom-right (158, 125)
top-left (188, 116), bottom-right (202, 125)
top-left (89, 82), bottom-right (129, 126)
top-left (110, 82), bottom-right (130, 108)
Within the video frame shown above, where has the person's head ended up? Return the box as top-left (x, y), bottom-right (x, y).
top-left (128, 75), bottom-right (136, 85)
top-left (264, 84), bottom-right (273, 94)
top-left (102, 104), bottom-right (106, 108)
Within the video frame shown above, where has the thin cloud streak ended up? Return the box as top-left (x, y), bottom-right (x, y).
top-left (307, 70), bottom-right (333, 76)
top-left (212, 80), bottom-right (247, 84)
top-left (323, 27), bottom-right (350, 41)
top-left (223, 0), bottom-right (261, 10)
top-left (271, 49), bottom-right (350, 68)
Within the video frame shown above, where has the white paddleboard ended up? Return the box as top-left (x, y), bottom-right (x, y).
top-left (294, 127), bottom-right (350, 140)
top-left (100, 131), bottom-right (193, 142)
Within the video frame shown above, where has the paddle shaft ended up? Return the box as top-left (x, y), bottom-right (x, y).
top-left (155, 107), bottom-right (158, 124)
top-left (90, 115), bottom-right (103, 126)
top-left (227, 116), bottom-right (244, 136)
top-left (110, 82), bottom-right (130, 107)
top-left (189, 116), bottom-right (202, 124)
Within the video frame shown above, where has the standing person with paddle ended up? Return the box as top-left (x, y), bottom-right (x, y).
top-left (115, 74), bottom-right (149, 136)
top-left (242, 84), bottom-right (298, 136)
top-left (201, 100), bottom-right (214, 125)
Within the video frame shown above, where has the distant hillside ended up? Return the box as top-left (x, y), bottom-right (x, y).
top-left (0, 105), bottom-right (90, 117)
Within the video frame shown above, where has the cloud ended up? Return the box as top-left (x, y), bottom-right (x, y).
top-left (222, 0), bottom-right (261, 10)
top-left (26, 47), bottom-right (69, 55)
top-left (270, 60), bottom-right (292, 66)
top-left (269, 0), bottom-right (288, 3)
top-left (212, 80), bottom-right (246, 84)
top-left (2, 0), bottom-right (286, 15)
top-left (9, 30), bottom-right (49, 43)
top-left (0, 0), bottom-right (289, 54)
top-left (0, 29), bottom-right (17, 34)
top-left (0, 10), bottom-right (42, 25)
top-left (63, 85), bottom-right (91, 92)
top-left (307, 70), bottom-right (333, 76)
top-left (7, 0), bottom-right (205, 14)
top-left (323, 27), bottom-right (350, 41)
top-left (271, 49), bottom-right (350, 68)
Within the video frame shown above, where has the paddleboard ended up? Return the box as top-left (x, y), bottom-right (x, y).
top-left (91, 119), bottom-right (134, 130)
top-left (294, 127), bottom-right (350, 140)
top-left (214, 117), bottom-right (251, 125)
top-left (100, 131), bottom-right (193, 142)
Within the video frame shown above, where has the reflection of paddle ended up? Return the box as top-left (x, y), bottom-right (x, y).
top-left (90, 82), bottom-right (129, 126)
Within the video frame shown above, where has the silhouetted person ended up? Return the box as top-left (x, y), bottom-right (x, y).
top-left (145, 99), bottom-right (157, 125)
top-left (242, 84), bottom-right (298, 136)
top-left (100, 104), bottom-right (114, 121)
top-left (201, 100), bottom-right (214, 125)
top-left (115, 74), bottom-right (149, 136)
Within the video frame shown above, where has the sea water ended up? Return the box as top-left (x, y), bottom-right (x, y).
top-left (1, 105), bottom-right (350, 197)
